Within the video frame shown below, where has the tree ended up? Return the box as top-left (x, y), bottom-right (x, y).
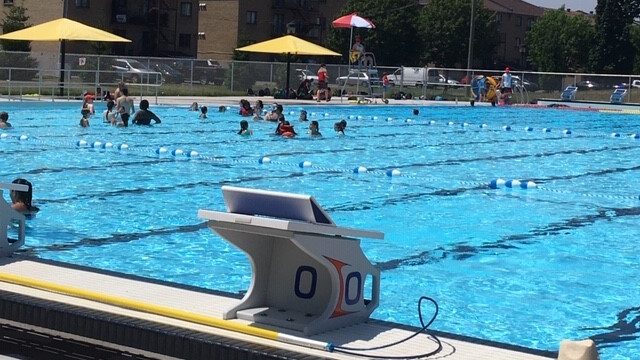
top-left (327, 0), bottom-right (422, 66)
top-left (0, 5), bottom-right (31, 52)
top-left (0, 6), bottom-right (38, 81)
top-left (630, 24), bottom-right (640, 73)
top-left (589, 0), bottom-right (640, 73)
top-left (418, 0), bottom-right (498, 68)
top-left (527, 8), bottom-right (594, 72)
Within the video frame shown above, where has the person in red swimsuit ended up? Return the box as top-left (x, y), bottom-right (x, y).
top-left (316, 64), bottom-right (329, 102)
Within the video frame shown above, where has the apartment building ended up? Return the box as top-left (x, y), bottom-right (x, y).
top-left (0, 0), bottom-right (198, 59)
top-left (197, 0), bottom-right (347, 60)
top-left (484, 0), bottom-right (545, 68)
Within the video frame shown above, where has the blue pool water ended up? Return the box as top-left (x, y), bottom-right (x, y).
top-left (1, 101), bottom-right (640, 359)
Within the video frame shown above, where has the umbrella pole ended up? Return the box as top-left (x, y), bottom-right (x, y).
top-left (58, 40), bottom-right (66, 97)
top-left (285, 53), bottom-right (291, 98)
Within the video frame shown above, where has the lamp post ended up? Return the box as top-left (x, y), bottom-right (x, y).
top-left (466, 0), bottom-right (475, 72)
top-left (59, 0), bottom-right (68, 96)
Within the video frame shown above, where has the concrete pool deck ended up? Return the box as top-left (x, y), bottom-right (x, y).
top-left (0, 256), bottom-right (556, 360)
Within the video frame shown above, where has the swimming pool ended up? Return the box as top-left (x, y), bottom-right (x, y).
top-left (1, 101), bottom-right (639, 359)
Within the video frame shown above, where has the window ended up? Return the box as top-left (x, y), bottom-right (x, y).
top-left (198, 32), bottom-right (205, 40)
top-left (75, 0), bottom-right (89, 7)
top-left (3, 0), bottom-right (14, 5)
top-left (246, 11), bottom-right (257, 24)
top-left (180, 2), bottom-right (192, 16)
top-left (516, 15), bottom-right (522, 27)
top-left (515, 37), bottom-right (521, 48)
top-left (273, 14), bottom-right (285, 34)
top-left (179, 33), bottom-right (191, 48)
top-left (199, 2), bottom-right (206, 10)
top-left (527, 18), bottom-right (534, 30)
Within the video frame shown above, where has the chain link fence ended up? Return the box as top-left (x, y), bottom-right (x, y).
top-left (1, 50), bottom-right (639, 105)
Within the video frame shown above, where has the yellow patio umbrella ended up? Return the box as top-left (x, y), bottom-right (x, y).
top-left (0, 18), bottom-right (131, 94)
top-left (236, 35), bottom-right (340, 96)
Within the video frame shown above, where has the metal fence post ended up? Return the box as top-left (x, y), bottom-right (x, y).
top-left (230, 61), bottom-right (235, 92)
top-left (7, 69), bottom-right (11, 100)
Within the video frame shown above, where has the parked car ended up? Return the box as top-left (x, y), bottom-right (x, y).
top-left (171, 59), bottom-right (225, 85)
top-left (110, 58), bottom-right (161, 84)
top-left (336, 70), bottom-right (370, 86)
top-left (150, 62), bottom-right (184, 84)
top-left (575, 80), bottom-right (600, 90)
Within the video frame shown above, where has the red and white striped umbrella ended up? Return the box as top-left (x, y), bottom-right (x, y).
top-left (332, 13), bottom-right (375, 29)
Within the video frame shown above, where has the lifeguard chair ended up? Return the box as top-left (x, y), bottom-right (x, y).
top-left (198, 186), bottom-right (383, 335)
top-left (0, 182), bottom-right (27, 257)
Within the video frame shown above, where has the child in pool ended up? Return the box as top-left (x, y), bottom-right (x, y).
top-left (238, 120), bottom-right (253, 136)
top-left (80, 108), bottom-right (90, 127)
top-left (309, 120), bottom-right (322, 137)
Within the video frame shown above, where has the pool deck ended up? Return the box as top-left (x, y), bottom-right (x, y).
top-left (0, 94), bottom-right (485, 108)
top-left (0, 256), bottom-right (555, 360)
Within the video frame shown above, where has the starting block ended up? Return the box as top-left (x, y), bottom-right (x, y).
top-left (198, 186), bottom-right (383, 335)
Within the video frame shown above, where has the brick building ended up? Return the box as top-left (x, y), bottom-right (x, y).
top-left (197, 0), bottom-right (347, 60)
top-left (484, 0), bottom-right (545, 68)
top-left (0, 0), bottom-right (198, 61)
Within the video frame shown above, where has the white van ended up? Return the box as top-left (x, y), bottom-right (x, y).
top-left (387, 67), bottom-right (426, 87)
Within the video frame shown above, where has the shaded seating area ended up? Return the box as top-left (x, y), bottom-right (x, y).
top-left (610, 88), bottom-right (628, 104)
top-left (561, 86), bottom-right (578, 101)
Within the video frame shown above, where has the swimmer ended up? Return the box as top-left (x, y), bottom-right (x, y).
top-left (132, 99), bottom-right (161, 125)
top-left (299, 110), bottom-right (308, 122)
top-left (238, 120), bottom-right (253, 136)
top-left (189, 102), bottom-right (199, 111)
top-left (0, 112), bottom-right (12, 129)
top-left (10, 178), bottom-right (39, 215)
top-left (309, 120), bottom-right (322, 137)
top-left (200, 106), bottom-right (208, 119)
top-left (103, 100), bottom-right (118, 124)
top-left (334, 119), bottom-right (347, 135)
top-left (413, 108), bottom-right (419, 116)
top-left (218, 105), bottom-right (227, 113)
top-left (80, 108), bottom-right (90, 127)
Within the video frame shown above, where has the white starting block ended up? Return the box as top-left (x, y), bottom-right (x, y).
top-left (0, 182), bottom-right (28, 257)
top-left (198, 186), bottom-right (384, 335)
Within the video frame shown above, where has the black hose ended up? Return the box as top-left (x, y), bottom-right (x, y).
top-left (333, 296), bottom-right (443, 359)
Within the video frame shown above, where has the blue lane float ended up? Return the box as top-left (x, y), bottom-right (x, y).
top-left (542, 128), bottom-right (551, 133)
top-left (0, 133), bottom-right (9, 139)
top-left (156, 146), bottom-right (169, 154)
top-left (259, 156), bottom-right (271, 164)
top-left (611, 133), bottom-right (620, 138)
top-left (489, 178), bottom-right (537, 189)
top-left (19, 134), bottom-right (29, 141)
top-left (480, 123), bottom-right (488, 128)
top-left (117, 143), bottom-right (129, 150)
top-left (299, 160), bottom-right (312, 168)
top-left (563, 129), bottom-right (572, 135)
top-left (631, 133), bottom-right (640, 139)
top-left (171, 149), bottom-right (184, 156)
top-left (525, 127), bottom-right (533, 132)
top-left (429, 120), bottom-right (436, 125)
top-left (489, 178), bottom-right (506, 189)
top-left (185, 150), bottom-right (199, 158)
top-left (386, 168), bottom-right (401, 177)
top-left (91, 141), bottom-right (103, 148)
top-left (76, 140), bottom-right (88, 147)
top-left (502, 125), bottom-right (511, 131)
top-left (353, 166), bottom-right (368, 174)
